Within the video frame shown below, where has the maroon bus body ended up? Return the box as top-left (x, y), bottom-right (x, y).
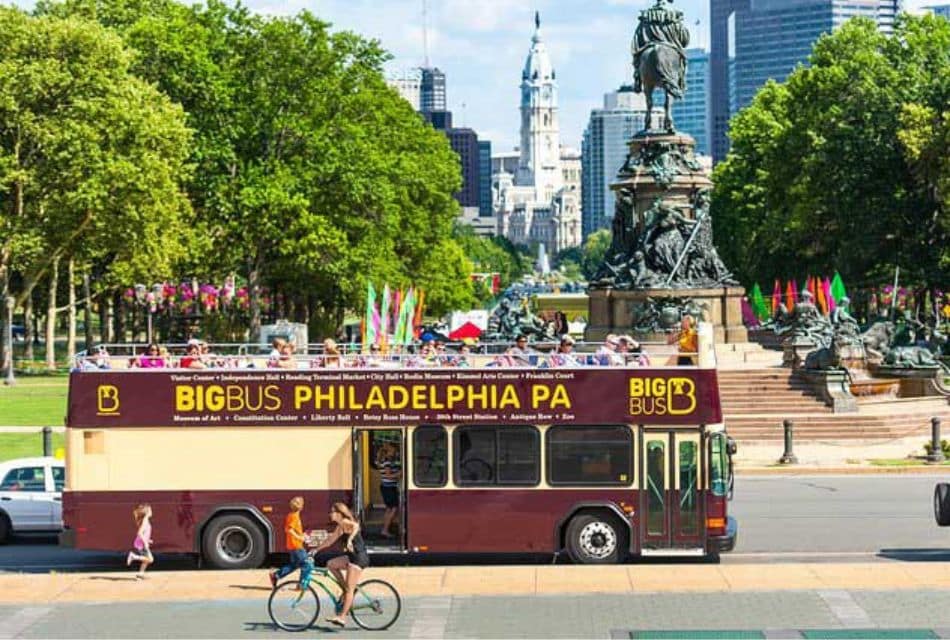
top-left (62, 368), bottom-right (733, 560)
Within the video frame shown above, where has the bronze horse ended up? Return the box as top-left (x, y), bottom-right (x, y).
top-left (632, 0), bottom-right (690, 132)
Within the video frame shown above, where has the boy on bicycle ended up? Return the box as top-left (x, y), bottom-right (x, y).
top-left (269, 496), bottom-right (313, 588)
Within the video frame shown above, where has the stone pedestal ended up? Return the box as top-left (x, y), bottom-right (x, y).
top-left (585, 286), bottom-right (748, 344)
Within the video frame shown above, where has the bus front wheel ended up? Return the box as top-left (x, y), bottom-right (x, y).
top-left (202, 513), bottom-right (267, 569)
top-left (564, 512), bottom-right (626, 565)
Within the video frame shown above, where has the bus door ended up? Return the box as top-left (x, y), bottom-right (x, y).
top-left (639, 429), bottom-right (705, 554)
top-left (352, 428), bottom-right (406, 552)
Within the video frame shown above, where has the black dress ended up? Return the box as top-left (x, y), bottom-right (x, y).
top-left (345, 529), bottom-right (370, 569)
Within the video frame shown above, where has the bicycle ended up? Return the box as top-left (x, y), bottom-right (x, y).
top-left (267, 553), bottom-right (401, 632)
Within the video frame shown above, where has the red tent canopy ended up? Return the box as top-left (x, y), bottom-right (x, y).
top-left (449, 321), bottom-right (482, 340)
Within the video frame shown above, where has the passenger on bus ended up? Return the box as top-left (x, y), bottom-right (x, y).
top-left (179, 343), bottom-right (205, 369)
top-left (267, 338), bottom-right (286, 367)
top-left (322, 339), bottom-right (344, 368)
top-left (312, 503), bottom-right (370, 629)
top-left (269, 496), bottom-right (313, 589)
top-left (595, 335), bottom-right (624, 366)
top-left (618, 336), bottom-right (650, 367)
top-left (550, 335), bottom-right (582, 367)
top-left (375, 443), bottom-right (401, 538)
top-left (673, 315), bottom-right (698, 365)
top-left (506, 334), bottom-right (532, 366)
top-left (276, 341), bottom-right (297, 370)
top-left (138, 343), bottom-right (165, 368)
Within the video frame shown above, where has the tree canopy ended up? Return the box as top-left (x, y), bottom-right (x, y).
top-left (16, 0), bottom-right (475, 339)
top-left (712, 14), bottom-right (950, 290)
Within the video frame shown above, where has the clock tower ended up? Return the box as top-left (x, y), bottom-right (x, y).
top-left (517, 12), bottom-right (562, 201)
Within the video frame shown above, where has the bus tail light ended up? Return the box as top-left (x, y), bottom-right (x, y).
top-left (706, 517), bottom-right (725, 530)
top-left (261, 505), bottom-right (273, 513)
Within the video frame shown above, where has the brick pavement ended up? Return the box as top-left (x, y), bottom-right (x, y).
top-left (3, 591), bottom-right (950, 639)
top-left (2, 563), bottom-right (950, 605)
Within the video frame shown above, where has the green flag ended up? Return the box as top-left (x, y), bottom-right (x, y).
top-left (831, 272), bottom-right (847, 304)
top-left (364, 282), bottom-right (377, 349)
top-left (750, 283), bottom-right (769, 321)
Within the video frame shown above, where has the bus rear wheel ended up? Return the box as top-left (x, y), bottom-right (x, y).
top-left (565, 512), bottom-right (626, 565)
top-left (202, 514), bottom-right (267, 569)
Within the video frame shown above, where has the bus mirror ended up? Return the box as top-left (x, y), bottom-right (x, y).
top-left (726, 437), bottom-right (737, 456)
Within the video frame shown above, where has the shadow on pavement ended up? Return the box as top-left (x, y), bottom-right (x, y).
top-left (877, 548), bottom-right (950, 562)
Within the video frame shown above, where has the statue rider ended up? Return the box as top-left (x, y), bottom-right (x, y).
top-left (632, 0), bottom-right (688, 95)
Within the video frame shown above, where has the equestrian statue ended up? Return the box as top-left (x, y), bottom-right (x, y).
top-left (632, 0), bottom-right (690, 132)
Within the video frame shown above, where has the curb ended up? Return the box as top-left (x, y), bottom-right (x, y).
top-left (737, 465), bottom-right (950, 475)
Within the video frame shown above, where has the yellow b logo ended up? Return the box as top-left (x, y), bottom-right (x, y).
top-left (97, 385), bottom-right (120, 414)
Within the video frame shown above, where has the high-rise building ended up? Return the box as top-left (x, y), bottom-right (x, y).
top-left (671, 48), bottom-right (710, 156)
top-left (581, 87), bottom-right (662, 239)
top-left (478, 141), bottom-right (492, 216)
top-left (420, 67), bottom-right (446, 113)
top-left (927, 4), bottom-right (950, 18)
top-left (387, 69), bottom-right (422, 110)
top-left (494, 13), bottom-right (582, 252)
top-left (443, 127), bottom-right (479, 209)
top-left (711, 0), bottom-right (903, 163)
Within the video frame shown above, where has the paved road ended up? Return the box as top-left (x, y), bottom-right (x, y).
top-left (3, 591), bottom-right (950, 639)
top-left (1, 475), bottom-right (948, 573)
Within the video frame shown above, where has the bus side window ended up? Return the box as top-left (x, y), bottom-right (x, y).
top-left (413, 426), bottom-right (447, 488)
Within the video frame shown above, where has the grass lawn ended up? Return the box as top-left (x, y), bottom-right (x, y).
top-left (869, 457), bottom-right (950, 467)
top-left (0, 431), bottom-right (66, 462)
top-left (0, 376), bottom-right (69, 426)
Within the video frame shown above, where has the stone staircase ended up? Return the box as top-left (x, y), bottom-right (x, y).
top-left (718, 366), bottom-right (950, 443)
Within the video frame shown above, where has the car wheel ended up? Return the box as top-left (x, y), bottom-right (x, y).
top-left (564, 512), bottom-right (626, 565)
top-left (935, 483), bottom-right (950, 527)
top-left (201, 514), bottom-right (267, 570)
top-left (0, 513), bottom-right (10, 544)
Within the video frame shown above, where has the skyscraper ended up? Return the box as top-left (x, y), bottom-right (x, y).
top-left (581, 87), bottom-right (662, 239)
top-left (478, 141), bottom-right (492, 216)
top-left (671, 48), bottom-right (710, 156)
top-left (420, 67), bottom-right (446, 113)
top-left (711, 0), bottom-right (903, 163)
top-left (387, 68), bottom-right (421, 110)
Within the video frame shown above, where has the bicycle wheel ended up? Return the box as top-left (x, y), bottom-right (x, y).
top-left (268, 581), bottom-right (321, 632)
top-left (350, 579), bottom-right (402, 631)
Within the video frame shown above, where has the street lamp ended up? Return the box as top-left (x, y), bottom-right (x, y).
top-left (4, 296), bottom-right (15, 386)
top-left (133, 283), bottom-right (164, 345)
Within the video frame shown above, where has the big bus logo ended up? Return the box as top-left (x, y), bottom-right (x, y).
top-left (628, 377), bottom-right (696, 417)
top-left (96, 385), bottom-right (120, 415)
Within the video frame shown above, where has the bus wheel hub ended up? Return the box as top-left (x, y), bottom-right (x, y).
top-left (579, 521), bottom-right (616, 558)
top-left (217, 526), bottom-right (253, 561)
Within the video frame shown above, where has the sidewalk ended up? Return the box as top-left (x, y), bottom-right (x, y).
top-left (2, 562), bottom-right (950, 605)
top-left (734, 436), bottom-right (950, 473)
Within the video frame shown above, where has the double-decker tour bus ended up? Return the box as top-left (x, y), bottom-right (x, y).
top-left (61, 342), bottom-right (737, 568)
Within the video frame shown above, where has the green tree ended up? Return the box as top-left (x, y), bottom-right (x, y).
top-left (0, 8), bottom-right (190, 351)
top-left (42, 0), bottom-right (474, 335)
top-left (580, 230), bottom-right (612, 280)
top-left (713, 14), bottom-right (950, 289)
top-left (453, 224), bottom-right (527, 291)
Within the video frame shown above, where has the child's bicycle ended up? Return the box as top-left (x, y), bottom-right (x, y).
top-left (267, 552), bottom-right (401, 632)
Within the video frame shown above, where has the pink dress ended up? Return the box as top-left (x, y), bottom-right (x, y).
top-left (134, 520), bottom-right (152, 551)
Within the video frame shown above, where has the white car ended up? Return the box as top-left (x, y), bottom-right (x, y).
top-left (0, 457), bottom-right (64, 543)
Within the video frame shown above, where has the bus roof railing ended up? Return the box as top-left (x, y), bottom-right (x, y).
top-left (70, 341), bottom-right (706, 371)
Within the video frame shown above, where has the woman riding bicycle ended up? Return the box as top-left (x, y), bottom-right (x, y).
top-left (310, 502), bottom-right (369, 628)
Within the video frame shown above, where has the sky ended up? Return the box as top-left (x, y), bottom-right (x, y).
top-left (14, 0), bottom-right (939, 151)
top-left (288, 0), bottom-right (935, 152)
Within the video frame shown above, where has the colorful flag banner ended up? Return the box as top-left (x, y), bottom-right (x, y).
top-left (750, 283), bottom-right (769, 321)
top-left (364, 282), bottom-right (377, 351)
top-left (772, 280), bottom-right (782, 316)
top-left (785, 281), bottom-right (796, 311)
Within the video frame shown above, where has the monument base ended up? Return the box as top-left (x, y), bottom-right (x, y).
top-left (585, 287), bottom-right (748, 344)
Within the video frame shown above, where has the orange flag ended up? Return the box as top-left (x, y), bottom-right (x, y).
top-left (816, 278), bottom-right (828, 315)
top-left (785, 281), bottom-right (796, 311)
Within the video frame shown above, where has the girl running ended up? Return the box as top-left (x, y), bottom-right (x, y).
top-left (126, 504), bottom-right (154, 579)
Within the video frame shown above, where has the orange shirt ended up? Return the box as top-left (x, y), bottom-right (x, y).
top-left (285, 512), bottom-right (304, 551)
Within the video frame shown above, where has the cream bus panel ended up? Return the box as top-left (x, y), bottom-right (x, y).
top-left (67, 427), bottom-right (351, 491)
